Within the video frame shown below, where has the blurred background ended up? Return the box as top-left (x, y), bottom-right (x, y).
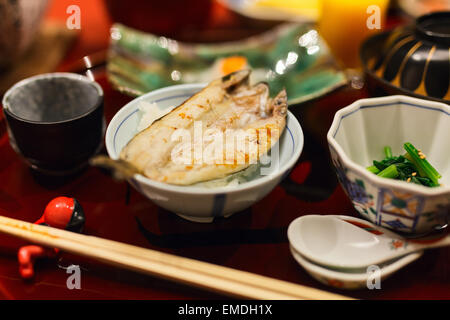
top-left (45, 0), bottom-right (450, 60)
top-left (1, 0), bottom-right (450, 96)
top-left (5, 0), bottom-right (450, 68)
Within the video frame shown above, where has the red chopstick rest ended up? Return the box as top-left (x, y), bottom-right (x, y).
top-left (17, 197), bottom-right (85, 279)
top-left (18, 245), bottom-right (58, 279)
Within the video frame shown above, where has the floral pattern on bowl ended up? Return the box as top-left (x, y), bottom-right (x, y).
top-left (327, 95), bottom-right (450, 234)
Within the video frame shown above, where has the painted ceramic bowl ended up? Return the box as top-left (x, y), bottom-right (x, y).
top-left (327, 95), bottom-right (450, 234)
top-left (361, 11), bottom-right (450, 104)
top-left (105, 84), bottom-right (304, 223)
top-left (107, 23), bottom-right (347, 105)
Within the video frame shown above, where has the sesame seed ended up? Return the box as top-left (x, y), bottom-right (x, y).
top-left (407, 177), bottom-right (411, 182)
top-left (420, 155), bottom-right (426, 159)
top-left (412, 172), bottom-right (417, 176)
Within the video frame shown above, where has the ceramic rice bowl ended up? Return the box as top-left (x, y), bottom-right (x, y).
top-left (106, 83), bottom-right (304, 223)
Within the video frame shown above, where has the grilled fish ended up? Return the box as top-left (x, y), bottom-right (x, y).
top-left (99, 70), bottom-right (288, 185)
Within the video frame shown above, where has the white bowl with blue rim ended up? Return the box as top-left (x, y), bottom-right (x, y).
top-left (327, 95), bottom-right (450, 234)
top-left (105, 83), bottom-right (304, 223)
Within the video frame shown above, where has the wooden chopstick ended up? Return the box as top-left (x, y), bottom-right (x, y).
top-left (0, 215), bottom-right (352, 300)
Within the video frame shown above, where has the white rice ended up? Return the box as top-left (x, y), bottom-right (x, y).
top-left (137, 100), bottom-right (175, 132)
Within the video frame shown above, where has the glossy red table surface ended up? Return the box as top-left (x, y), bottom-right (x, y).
top-left (0, 0), bottom-right (448, 301)
top-left (0, 71), bottom-right (449, 300)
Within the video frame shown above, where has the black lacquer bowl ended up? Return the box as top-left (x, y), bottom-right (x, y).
top-left (361, 11), bottom-right (450, 104)
top-left (2, 73), bottom-right (105, 175)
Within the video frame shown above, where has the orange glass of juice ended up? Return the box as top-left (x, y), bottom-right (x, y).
top-left (318, 0), bottom-right (389, 68)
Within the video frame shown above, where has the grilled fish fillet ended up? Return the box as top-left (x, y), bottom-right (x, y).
top-left (119, 69), bottom-right (288, 185)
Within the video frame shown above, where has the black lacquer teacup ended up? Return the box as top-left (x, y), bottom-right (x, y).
top-left (2, 73), bottom-right (104, 175)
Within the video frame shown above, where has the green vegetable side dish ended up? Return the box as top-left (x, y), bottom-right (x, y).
top-left (366, 143), bottom-right (442, 187)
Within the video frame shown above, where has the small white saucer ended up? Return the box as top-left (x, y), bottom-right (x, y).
top-left (288, 215), bottom-right (424, 290)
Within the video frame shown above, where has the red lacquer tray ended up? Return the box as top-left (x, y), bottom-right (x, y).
top-left (0, 0), bottom-right (448, 300)
top-left (0, 69), bottom-right (449, 300)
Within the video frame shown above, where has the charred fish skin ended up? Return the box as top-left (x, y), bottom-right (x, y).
top-left (221, 69), bottom-right (250, 92)
top-left (119, 70), bottom-right (288, 185)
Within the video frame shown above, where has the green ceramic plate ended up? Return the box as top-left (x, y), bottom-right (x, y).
top-left (107, 23), bottom-right (347, 105)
